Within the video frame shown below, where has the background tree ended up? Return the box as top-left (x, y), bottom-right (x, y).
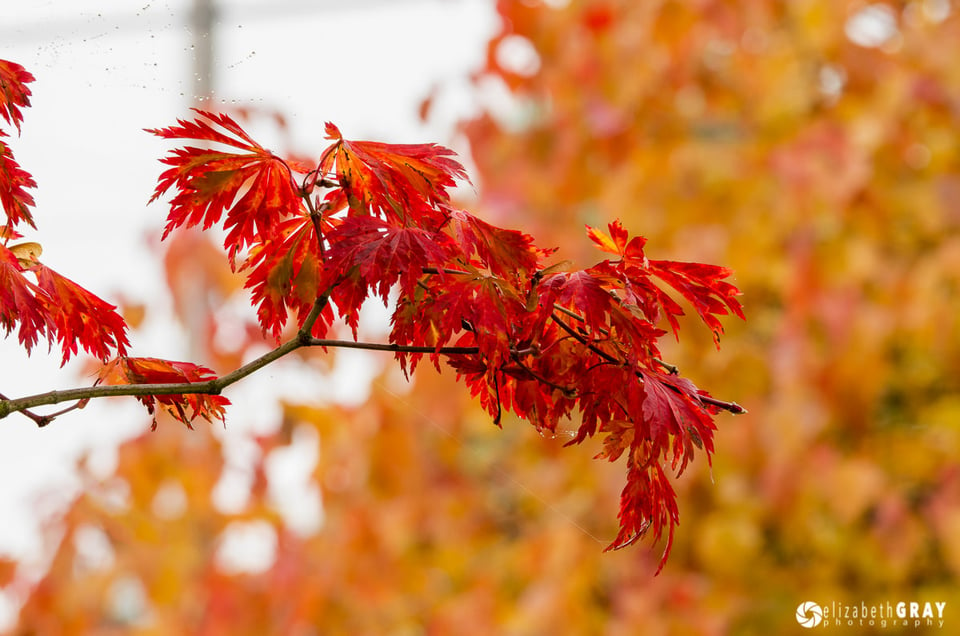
top-left (459, 0), bottom-right (960, 629)
top-left (5, 0), bottom-right (960, 634)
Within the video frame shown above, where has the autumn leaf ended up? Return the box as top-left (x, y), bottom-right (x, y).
top-left (608, 459), bottom-right (678, 575)
top-left (584, 221), bottom-right (743, 346)
top-left (320, 122), bottom-right (468, 223)
top-left (0, 242), bottom-right (46, 351)
top-left (539, 269), bottom-right (614, 335)
top-left (646, 259), bottom-right (744, 346)
top-left (324, 214), bottom-right (455, 311)
top-left (586, 219), bottom-right (646, 260)
top-left (640, 370), bottom-right (717, 472)
top-left (8, 240), bottom-right (41, 263)
top-left (428, 272), bottom-right (523, 363)
top-left (0, 59), bottom-right (34, 133)
top-left (594, 419), bottom-right (635, 462)
top-left (446, 208), bottom-right (542, 279)
top-left (0, 133), bottom-right (37, 229)
top-left (1, 59), bottom-right (38, 230)
top-left (96, 357), bottom-right (229, 429)
top-left (242, 215), bottom-right (332, 340)
top-left (147, 109), bottom-right (304, 265)
top-left (32, 263), bottom-right (130, 364)
top-left (0, 224), bottom-right (21, 241)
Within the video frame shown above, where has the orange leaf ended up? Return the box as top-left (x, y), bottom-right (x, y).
top-left (97, 357), bottom-right (230, 429)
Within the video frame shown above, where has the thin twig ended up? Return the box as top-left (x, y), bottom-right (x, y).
top-left (303, 338), bottom-right (479, 355)
top-left (0, 392), bottom-right (51, 426)
top-left (549, 313), bottom-right (746, 415)
top-left (421, 266), bottom-right (471, 276)
top-left (551, 304), bottom-right (679, 374)
top-left (508, 353), bottom-right (577, 398)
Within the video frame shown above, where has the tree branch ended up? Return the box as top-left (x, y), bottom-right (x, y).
top-left (302, 338), bottom-right (479, 355)
top-left (0, 291), bottom-right (743, 424)
top-left (0, 331), bottom-right (482, 424)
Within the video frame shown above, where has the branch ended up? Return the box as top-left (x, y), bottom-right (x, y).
top-left (0, 336), bottom-right (304, 422)
top-left (0, 331), bottom-right (482, 423)
top-left (302, 338), bottom-right (479, 355)
top-left (0, 291), bottom-right (743, 424)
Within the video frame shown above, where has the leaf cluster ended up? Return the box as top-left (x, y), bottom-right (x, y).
top-left (0, 59), bottom-right (744, 567)
top-left (144, 109), bottom-right (743, 566)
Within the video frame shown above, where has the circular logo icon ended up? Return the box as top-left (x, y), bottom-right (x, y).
top-left (796, 601), bottom-right (823, 628)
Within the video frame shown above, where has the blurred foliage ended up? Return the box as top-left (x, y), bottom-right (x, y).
top-left (6, 0), bottom-right (960, 633)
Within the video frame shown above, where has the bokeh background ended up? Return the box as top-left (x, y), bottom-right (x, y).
top-left (2, 0), bottom-right (960, 633)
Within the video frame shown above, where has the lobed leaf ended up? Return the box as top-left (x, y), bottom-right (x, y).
top-left (96, 357), bottom-right (229, 429)
top-left (0, 243), bottom-right (45, 351)
top-left (540, 269), bottom-right (614, 336)
top-left (148, 110), bottom-right (303, 265)
top-left (242, 215), bottom-right (332, 341)
top-left (586, 219), bottom-right (646, 260)
top-left (446, 208), bottom-right (542, 279)
top-left (647, 259), bottom-right (744, 346)
top-left (606, 460), bottom-right (678, 575)
top-left (0, 59), bottom-right (34, 133)
top-left (32, 263), bottom-right (130, 365)
top-left (320, 123), bottom-right (468, 224)
top-left (0, 134), bottom-right (37, 230)
top-left (323, 215), bottom-right (455, 327)
top-left (586, 220), bottom-right (743, 347)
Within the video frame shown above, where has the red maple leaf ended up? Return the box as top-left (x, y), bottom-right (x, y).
top-left (647, 259), bottom-right (744, 346)
top-left (147, 110), bottom-right (304, 265)
top-left (323, 214), bottom-right (454, 314)
top-left (0, 132), bottom-right (37, 230)
top-left (242, 215), bottom-right (332, 340)
top-left (446, 208), bottom-right (542, 279)
top-left (539, 269), bottom-right (614, 335)
top-left (608, 459), bottom-right (679, 574)
top-left (319, 123), bottom-right (468, 224)
top-left (96, 357), bottom-right (229, 429)
top-left (586, 220), bottom-right (743, 346)
top-left (0, 59), bottom-right (34, 133)
top-left (429, 272), bottom-right (522, 360)
top-left (586, 219), bottom-right (646, 260)
top-left (32, 263), bottom-right (129, 364)
top-left (0, 243), bottom-right (45, 351)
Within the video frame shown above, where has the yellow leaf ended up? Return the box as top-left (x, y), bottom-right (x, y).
top-left (9, 241), bottom-right (42, 263)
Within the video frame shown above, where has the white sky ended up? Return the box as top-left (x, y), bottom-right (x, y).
top-left (0, 0), bottom-right (498, 625)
